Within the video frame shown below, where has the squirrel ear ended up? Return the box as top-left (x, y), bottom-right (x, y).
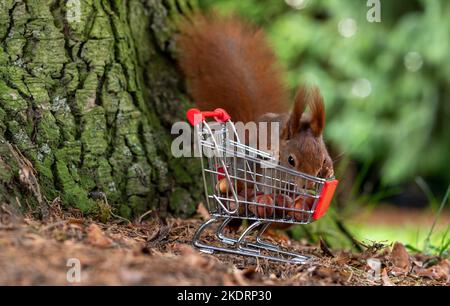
top-left (281, 86), bottom-right (308, 140)
top-left (308, 87), bottom-right (325, 137)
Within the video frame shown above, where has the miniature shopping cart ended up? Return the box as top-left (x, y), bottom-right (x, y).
top-left (186, 108), bottom-right (339, 264)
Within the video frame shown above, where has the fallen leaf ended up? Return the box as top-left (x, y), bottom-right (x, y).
top-left (334, 251), bottom-right (351, 265)
top-left (381, 268), bottom-right (395, 286)
top-left (314, 267), bottom-right (340, 282)
top-left (389, 242), bottom-right (410, 275)
top-left (86, 224), bottom-right (113, 248)
top-left (413, 259), bottom-right (449, 282)
top-left (196, 202), bottom-right (210, 220)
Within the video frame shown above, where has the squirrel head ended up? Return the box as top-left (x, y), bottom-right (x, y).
top-left (280, 87), bottom-right (334, 181)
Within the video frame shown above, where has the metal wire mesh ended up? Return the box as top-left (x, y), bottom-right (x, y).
top-left (197, 121), bottom-right (327, 225)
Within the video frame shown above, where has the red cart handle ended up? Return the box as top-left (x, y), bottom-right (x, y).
top-left (186, 108), bottom-right (231, 126)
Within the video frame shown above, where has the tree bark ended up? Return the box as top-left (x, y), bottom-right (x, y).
top-left (0, 0), bottom-right (203, 219)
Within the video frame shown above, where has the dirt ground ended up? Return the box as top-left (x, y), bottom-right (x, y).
top-left (0, 202), bottom-right (448, 286)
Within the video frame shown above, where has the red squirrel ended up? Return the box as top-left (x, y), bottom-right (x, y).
top-left (176, 13), bottom-right (334, 230)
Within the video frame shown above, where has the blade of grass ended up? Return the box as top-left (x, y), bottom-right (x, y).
top-left (438, 226), bottom-right (449, 257)
top-left (405, 244), bottom-right (422, 253)
top-left (350, 159), bottom-right (372, 197)
top-left (423, 184), bottom-right (450, 254)
top-left (415, 176), bottom-right (438, 211)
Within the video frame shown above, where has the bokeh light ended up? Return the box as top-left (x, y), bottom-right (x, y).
top-left (351, 78), bottom-right (372, 98)
top-left (338, 18), bottom-right (357, 38)
top-left (404, 51), bottom-right (423, 72)
top-left (284, 0), bottom-right (308, 10)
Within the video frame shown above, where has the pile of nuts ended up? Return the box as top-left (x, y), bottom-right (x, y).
top-left (215, 178), bottom-right (314, 221)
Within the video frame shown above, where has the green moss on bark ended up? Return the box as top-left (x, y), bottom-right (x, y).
top-left (0, 0), bottom-right (203, 218)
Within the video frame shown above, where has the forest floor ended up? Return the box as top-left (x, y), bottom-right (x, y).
top-left (0, 202), bottom-right (448, 286)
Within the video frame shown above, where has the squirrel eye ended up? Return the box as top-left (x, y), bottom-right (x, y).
top-left (288, 155), bottom-right (296, 167)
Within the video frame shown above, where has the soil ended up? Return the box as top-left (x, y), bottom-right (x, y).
top-left (0, 202), bottom-right (448, 286)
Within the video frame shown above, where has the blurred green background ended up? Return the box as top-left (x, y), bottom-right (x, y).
top-left (198, 0), bottom-right (449, 254)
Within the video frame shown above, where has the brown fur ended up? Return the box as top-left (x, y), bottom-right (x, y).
top-left (176, 13), bottom-right (288, 123)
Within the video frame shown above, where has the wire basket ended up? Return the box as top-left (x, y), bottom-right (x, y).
top-left (186, 108), bottom-right (339, 264)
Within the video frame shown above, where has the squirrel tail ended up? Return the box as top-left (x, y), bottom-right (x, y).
top-left (176, 13), bottom-right (289, 123)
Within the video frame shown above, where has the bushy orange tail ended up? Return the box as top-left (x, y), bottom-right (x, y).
top-left (176, 13), bottom-right (289, 123)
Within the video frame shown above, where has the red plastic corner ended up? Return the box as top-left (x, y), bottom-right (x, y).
top-left (186, 108), bottom-right (203, 126)
top-left (312, 179), bottom-right (339, 220)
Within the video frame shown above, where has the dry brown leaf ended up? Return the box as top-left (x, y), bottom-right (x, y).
top-left (389, 241), bottom-right (410, 275)
top-left (86, 224), bottom-right (113, 248)
top-left (314, 266), bottom-right (349, 283)
top-left (334, 251), bottom-right (351, 265)
top-left (196, 202), bottom-right (210, 220)
top-left (381, 268), bottom-right (395, 286)
top-left (314, 267), bottom-right (333, 278)
top-left (440, 259), bottom-right (450, 274)
top-left (413, 259), bottom-right (449, 282)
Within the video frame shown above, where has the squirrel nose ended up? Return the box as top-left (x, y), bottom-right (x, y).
top-left (294, 178), bottom-right (315, 192)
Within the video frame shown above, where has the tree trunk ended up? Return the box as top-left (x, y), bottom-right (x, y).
top-left (0, 0), bottom-right (203, 219)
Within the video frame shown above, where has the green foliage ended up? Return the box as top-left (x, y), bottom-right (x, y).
top-left (201, 0), bottom-right (450, 188)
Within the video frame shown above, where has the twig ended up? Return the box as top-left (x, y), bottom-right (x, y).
top-left (110, 212), bottom-right (131, 224)
top-left (138, 209), bottom-right (154, 224)
top-left (345, 267), bottom-right (353, 283)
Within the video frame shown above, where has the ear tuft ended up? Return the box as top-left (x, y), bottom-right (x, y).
top-left (281, 86), bottom-right (308, 139)
top-left (308, 87), bottom-right (325, 137)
